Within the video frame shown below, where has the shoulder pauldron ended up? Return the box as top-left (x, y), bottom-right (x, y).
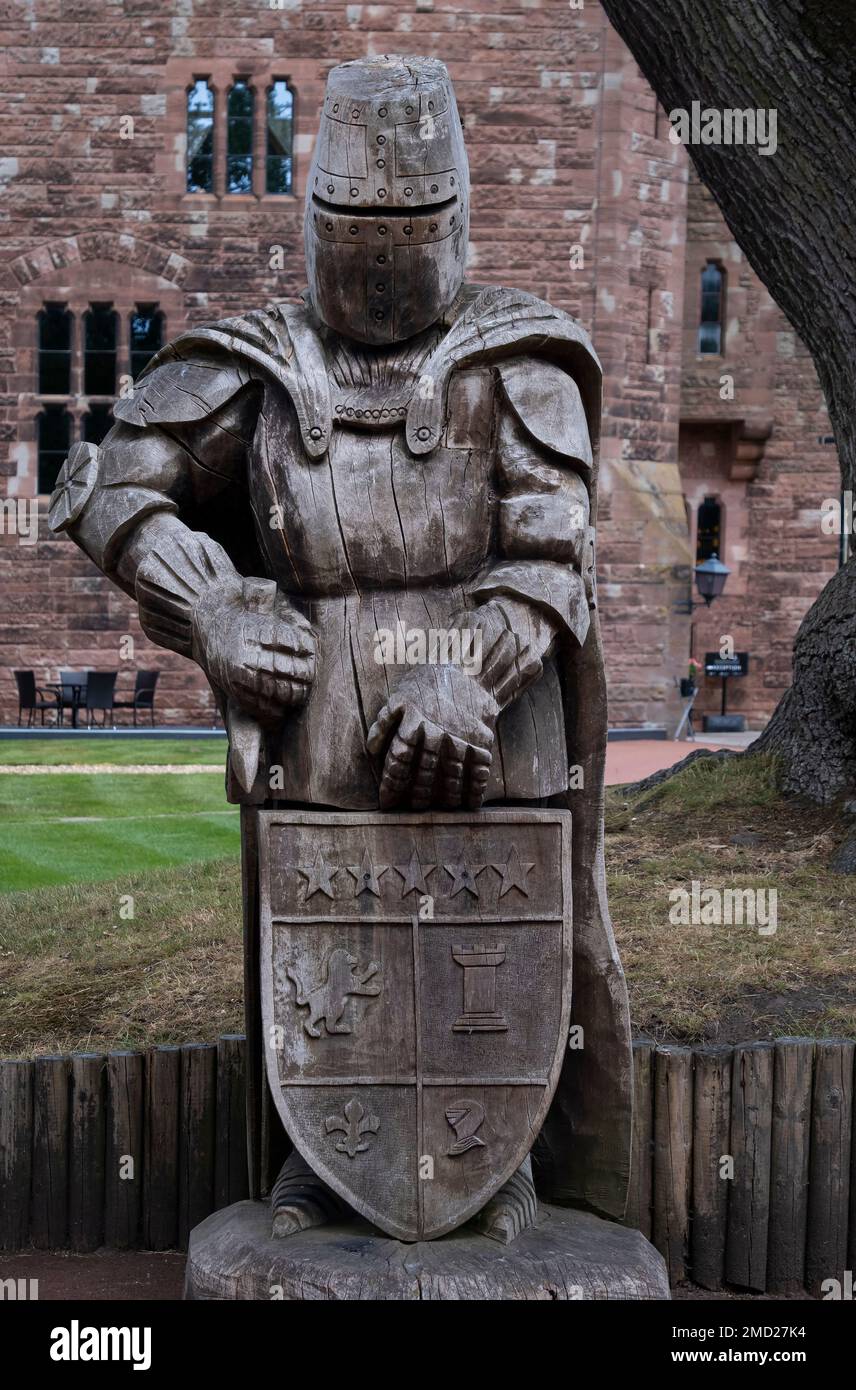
top-left (497, 359), bottom-right (592, 468)
top-left (113, 302), bottom-right (332, 460)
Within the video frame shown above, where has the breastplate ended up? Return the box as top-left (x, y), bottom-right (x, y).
top-left (250, 339), bottom-right (498, 598)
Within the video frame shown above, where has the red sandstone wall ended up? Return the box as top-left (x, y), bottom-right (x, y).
top-left (0, 518), bottom-right (219, 726)
top-left (0, 0), bottom-right (840, 731)
top-left (680, 180), bottom-right (840, 728)
top-left (1, 0), bottom-right (679, 726)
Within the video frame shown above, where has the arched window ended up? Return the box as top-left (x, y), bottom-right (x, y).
top-left (266, 79), bottom-right (294, 195)
top-left (227, 79), bottom-right (254, 193)
top-left (696, 494), bottom-right (723, 562)
top-left (187, 78), bottom-right (215, 193)
top-left (130, 304), bottom-right (164, 380)
top-left (37, 405), bottom-right (71, 494)
top-left (82, 403), bottom-right (114, 447)
top-left (698, 261), bottom-right (725, 354)
top-left (83, 304), bottom-right (117, 396)
top-left (38, 303), bottom-right (72, 395)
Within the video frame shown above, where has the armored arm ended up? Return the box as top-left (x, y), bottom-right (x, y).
top-left (456, 358), bottom-right (593, 713)
top-left (49, 359), bottom-right (315, 725)
top-left (367, 358), bottom-right (594, 810)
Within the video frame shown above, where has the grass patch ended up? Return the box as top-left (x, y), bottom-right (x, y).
top-left (606, 751), bottom-right (856, 1043)
top-left (0, 738), bottom-right (225, 766)
top-left (0, 770), bottom-right (237, 892)
top-left (1, 748), bottom-right (854, 1055)
top-left (0, 859), bottom-right (242, 1055)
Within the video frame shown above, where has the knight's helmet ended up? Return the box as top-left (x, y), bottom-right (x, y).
top-left (304, 55), bottom-right (470, 345)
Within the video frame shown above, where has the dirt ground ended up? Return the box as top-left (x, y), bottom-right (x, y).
top-left (0, 1249), bottom-right (813, 1301)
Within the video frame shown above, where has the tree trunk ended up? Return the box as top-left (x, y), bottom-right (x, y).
top-left (599, 0), bottom-right (856, 801)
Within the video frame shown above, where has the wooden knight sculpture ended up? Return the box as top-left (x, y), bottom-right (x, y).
top-left (50, 56), bottom-right (633, 1252)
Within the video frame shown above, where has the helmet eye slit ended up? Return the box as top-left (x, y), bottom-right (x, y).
top-left (311, 193), bottom-right (458, 220)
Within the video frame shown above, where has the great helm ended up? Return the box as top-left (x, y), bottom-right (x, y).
top-left (305, 55), bottom-right (470, 345)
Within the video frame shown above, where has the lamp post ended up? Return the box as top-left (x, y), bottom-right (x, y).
top-left (694, 553), bottom-right (731, 606)
top-left (674, 553), bottom-right (731, 740)
top-left (688, 551), bottom-right (730, 671)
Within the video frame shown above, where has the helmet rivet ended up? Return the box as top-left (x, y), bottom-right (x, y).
top-left (378, 225), bottom-right (387, 235)
top-left (430, 222), bottom-right (438, 232)
top-left (428, 100), bottom-right (435, 111)
top-left (404, 225), bottom-right (413, 236)
top-left (404, 187), bottom-right (413, 195)
top-left (378, 189), bottom-right (387, 198)
top-left (417, 427), bottom-right (431, 441)
top-left (333, 103), bottom-right (339, 113)
top-left (325, 221), bottom-right (333, 231)
top-left (309, 427), bottom-right (323, 440)
top-left (350, 187), bottom-right (359, 196)
top-left (450, 176), bottom-right (456, 185)
top-left (327, 184), bottom-right (335, 193)
top-left (377, 135), bottom-right (386, 145)
top-left (376, 283), bottom-right (385, 292)
top-left (374, 310), bottom-right (385, 321)
top-left (378, 106), bottom-right (388, 117)
top-left (406, 105), bottom-right (413, 114)
top-left (377, 159), bottom-right (385, 169)
top-left (431, 183), bottom-right (439, 193)
top-left (349, 225), bottom-right (358, 235)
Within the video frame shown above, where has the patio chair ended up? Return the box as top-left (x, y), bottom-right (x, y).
top-left (14, 670), bottom-right (61, 726)
top-left (114, 669), bottom-right (159, 726)
top-left (82, 671), bottom-right (117, 727)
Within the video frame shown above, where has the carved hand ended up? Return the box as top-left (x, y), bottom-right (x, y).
top-left (366, 665), bottom-right (498, 811)
top-left (192, 580), bottom-right (316, 725)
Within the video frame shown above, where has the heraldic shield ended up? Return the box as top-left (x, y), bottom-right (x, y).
top-left (258, 809), bottom-right (573, 1241)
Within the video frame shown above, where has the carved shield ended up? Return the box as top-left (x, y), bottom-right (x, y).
top-left (258, 809), bottom-right (572, 1241)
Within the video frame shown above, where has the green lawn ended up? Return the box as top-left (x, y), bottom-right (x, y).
top-left (0, 737), bottom-right (225, 766)
top-left (0, 741), bottom-right (237, 891)
top-left (2, 745), bottom-right (856, 1053)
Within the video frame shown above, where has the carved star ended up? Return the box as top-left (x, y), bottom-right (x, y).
top-left (492, 844), bottom-right (534, 898)
top-left (444, 860), bottom-right (487, 898)
top-left (347, 849), bottom-right (388, 897)
top-left (394, 849), bottom-right (436, 896)
top-left (297, 849), bottom-right (338, 900)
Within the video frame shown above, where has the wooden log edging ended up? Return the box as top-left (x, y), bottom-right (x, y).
top-left (1, 1034), bottom-right (856, 1296)
top-left (630, 1037), bottom-right (856, 1294)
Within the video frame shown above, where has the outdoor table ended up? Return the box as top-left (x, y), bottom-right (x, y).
top-left (46, 680), bottom-right (87, 728)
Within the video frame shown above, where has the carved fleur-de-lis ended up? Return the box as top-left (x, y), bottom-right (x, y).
top-left (325, 1098), bottom-right (380, 1159)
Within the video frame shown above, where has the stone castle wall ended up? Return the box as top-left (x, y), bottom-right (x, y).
top-left (0, 0), bottom-right (838, 730)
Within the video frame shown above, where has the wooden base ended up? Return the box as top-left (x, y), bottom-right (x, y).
top-left (185, 1199), bottom-right (670, 1301)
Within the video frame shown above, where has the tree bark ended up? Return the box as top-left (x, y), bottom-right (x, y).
top-left (599, 0), bottom-right (856, 801)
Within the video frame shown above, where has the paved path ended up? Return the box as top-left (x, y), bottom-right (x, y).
top-left (0, 732), bottom-right (762, 785)
top-left (605, 734), bottom-right (759, 786)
